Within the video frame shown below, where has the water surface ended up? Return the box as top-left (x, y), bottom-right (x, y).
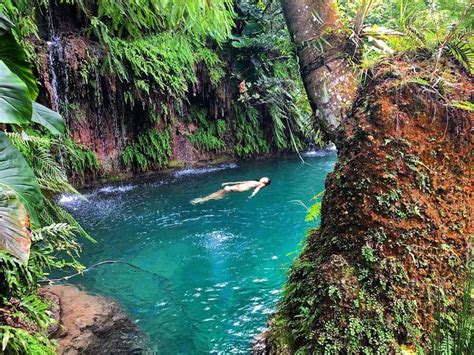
top-left (61, 155), bottom-right (336, 354)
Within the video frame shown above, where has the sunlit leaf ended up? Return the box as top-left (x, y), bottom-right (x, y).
top-left (0, 132), bottom-right (43, 225)
top-left (450, 100), bottom-right (474, 112)
top-left (0, 186), bottom-right (31, 263)
top-left (305, 201), bottom-right (321, 222)
top-left (0, 61), bottom-right (32, 124)
top-left (0, 32), bottom-right (39, 100)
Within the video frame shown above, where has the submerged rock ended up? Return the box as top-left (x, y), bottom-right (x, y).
top-left (41, 285), bottom-right (145, 354)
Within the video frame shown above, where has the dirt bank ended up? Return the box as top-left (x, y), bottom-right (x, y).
top-left (41, 285), bottom-right (145, 354)
top-left (268, 52), bottom-right (473, 352)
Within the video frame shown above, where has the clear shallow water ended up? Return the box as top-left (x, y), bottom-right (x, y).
top-left (60, 155), bottom-right (336, 354)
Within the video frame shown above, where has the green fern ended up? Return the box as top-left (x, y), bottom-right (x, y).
top-left (447, 37), bottom-right (474, 74)
top-left (0, 326), bottom-right (55, 355)
top-left (122, 129), bottom-right (172, 172)
top-left (430, 270), bottom-right (473, 354)
top-left (233, 103), bottom-right (270, 157)
top-left (187, 108), bottom-right (227, 153)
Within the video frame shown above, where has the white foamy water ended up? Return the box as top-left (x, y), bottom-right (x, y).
top-left (173, 163), bottom-right (238, 177)
top-left (98, 184), bottom-right (136, 193)
top-left (303, 143), bottom-right (337, 157)
top-left (58, 184), bottom-right (136, 206)
top-left (58, 194), bottom-right (82, 204)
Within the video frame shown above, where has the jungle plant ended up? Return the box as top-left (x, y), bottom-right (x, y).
top-left (122, 129), bottom-right (172, 172)
top-left (60, 135), bottom-right (101, 182)
top-left (0, 13), bottom-right (67, 262)
top-left (1, 0), bottom-right (234, 109)
top-left (292, 191), bottom-right (325, 225)
top-left (351, 0), bottom-right (474, 74)
top-left (233, 103), bottom-right (270, 157)
top-left (430, 269), bottom-right (473, 354)
top-left (187, 108), bottom-right (227, 153)
top-left (231, 1), bottom-right (314, 152)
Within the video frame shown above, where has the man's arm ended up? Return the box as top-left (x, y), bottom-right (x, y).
top-left (249, 186), bottom-right (262, 199)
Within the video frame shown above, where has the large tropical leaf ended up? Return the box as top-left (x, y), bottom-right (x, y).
top-left (0, 132), bottom-right (43, 224)
top-left (0, 186), bottom-right (31, 263)
top-left (0, 60), bottom-right (32, 124)
top-left (0, 32), bottom-right (39, 100)
top-left (32, 102), bottom-right (65, 136)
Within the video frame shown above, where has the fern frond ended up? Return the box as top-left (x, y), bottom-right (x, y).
top-left (447, 38), bottom-right (474, 74)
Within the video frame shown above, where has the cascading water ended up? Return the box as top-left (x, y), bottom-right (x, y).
top-left (303, 133), bottom-right (337, 157)
top-left (45, 1), bottom-right (68, 114)
top-left (307, 132), bottom-right (317, 152)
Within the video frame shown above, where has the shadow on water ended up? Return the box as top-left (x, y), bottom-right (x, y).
top-left (59, 155), bottom-right (336, 353)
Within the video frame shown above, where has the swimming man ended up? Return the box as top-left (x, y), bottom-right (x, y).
top-left (191, 177), bottom-right (271, 205)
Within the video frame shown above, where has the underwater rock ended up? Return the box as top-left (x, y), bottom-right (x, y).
top-left (41, 285), bottom-right (145, 354)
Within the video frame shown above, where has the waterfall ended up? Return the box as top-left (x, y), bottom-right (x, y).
top-left (303, 133), bottom-right (337, 157)
top-left (45, 0), bottom-right (70, 170)
top-left (307, 133), bottom-right (317, 152)
top-left (45, 1), bottom-right (68, 113)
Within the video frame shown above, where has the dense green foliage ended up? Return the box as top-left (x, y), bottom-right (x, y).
top-left (431, 271), bottom-right (473, 354)
top-left (230, 0), bottom-right (313, 154)
top-left (342, 0), bottom-right (474, 74)
top-left (122, 129), bottom-right (172, 172)
top-left (2, 0), bottom-right (317, 170)
top-left (60, 135), bottom-right (101, 182)
top-left (107, 33), bottom-right (226, 105)
top-left (187, 108), bottom-right (227, 153)
top-left (1, 0), bottom-right (232, 113)
top-left (233, 103), bottom-right (270, 157)
top-left (0, 13), bottom-right (90, 353)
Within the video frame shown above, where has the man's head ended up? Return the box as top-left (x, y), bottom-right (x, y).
top-left (259, 177), bottom-right (271, 186)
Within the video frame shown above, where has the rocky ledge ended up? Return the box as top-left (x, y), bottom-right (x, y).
top-left (40, 285), bottom-right (145, 354)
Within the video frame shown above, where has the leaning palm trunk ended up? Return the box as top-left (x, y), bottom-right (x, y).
top-left (280, 0), bottom-right (358, 140)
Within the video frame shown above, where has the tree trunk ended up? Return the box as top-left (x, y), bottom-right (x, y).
top-left (280, 0), bottom-right (358, 140)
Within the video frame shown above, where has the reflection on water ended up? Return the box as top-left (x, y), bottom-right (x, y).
top-left (60, 155), bottom-right (336, 354)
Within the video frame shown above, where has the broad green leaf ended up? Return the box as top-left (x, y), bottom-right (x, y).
top-left (32, 102), bottom-right (65, 136)
top-left (0, 186), bottom-right (31, 263)
top-left (0, 132), bottom-right (43, 224)
top-left (0, 13), bottom-right (14, 35)
top-left (0, 32), bottom-right (39, 100)
top-left (0, 61), bottom-right (32, 124)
